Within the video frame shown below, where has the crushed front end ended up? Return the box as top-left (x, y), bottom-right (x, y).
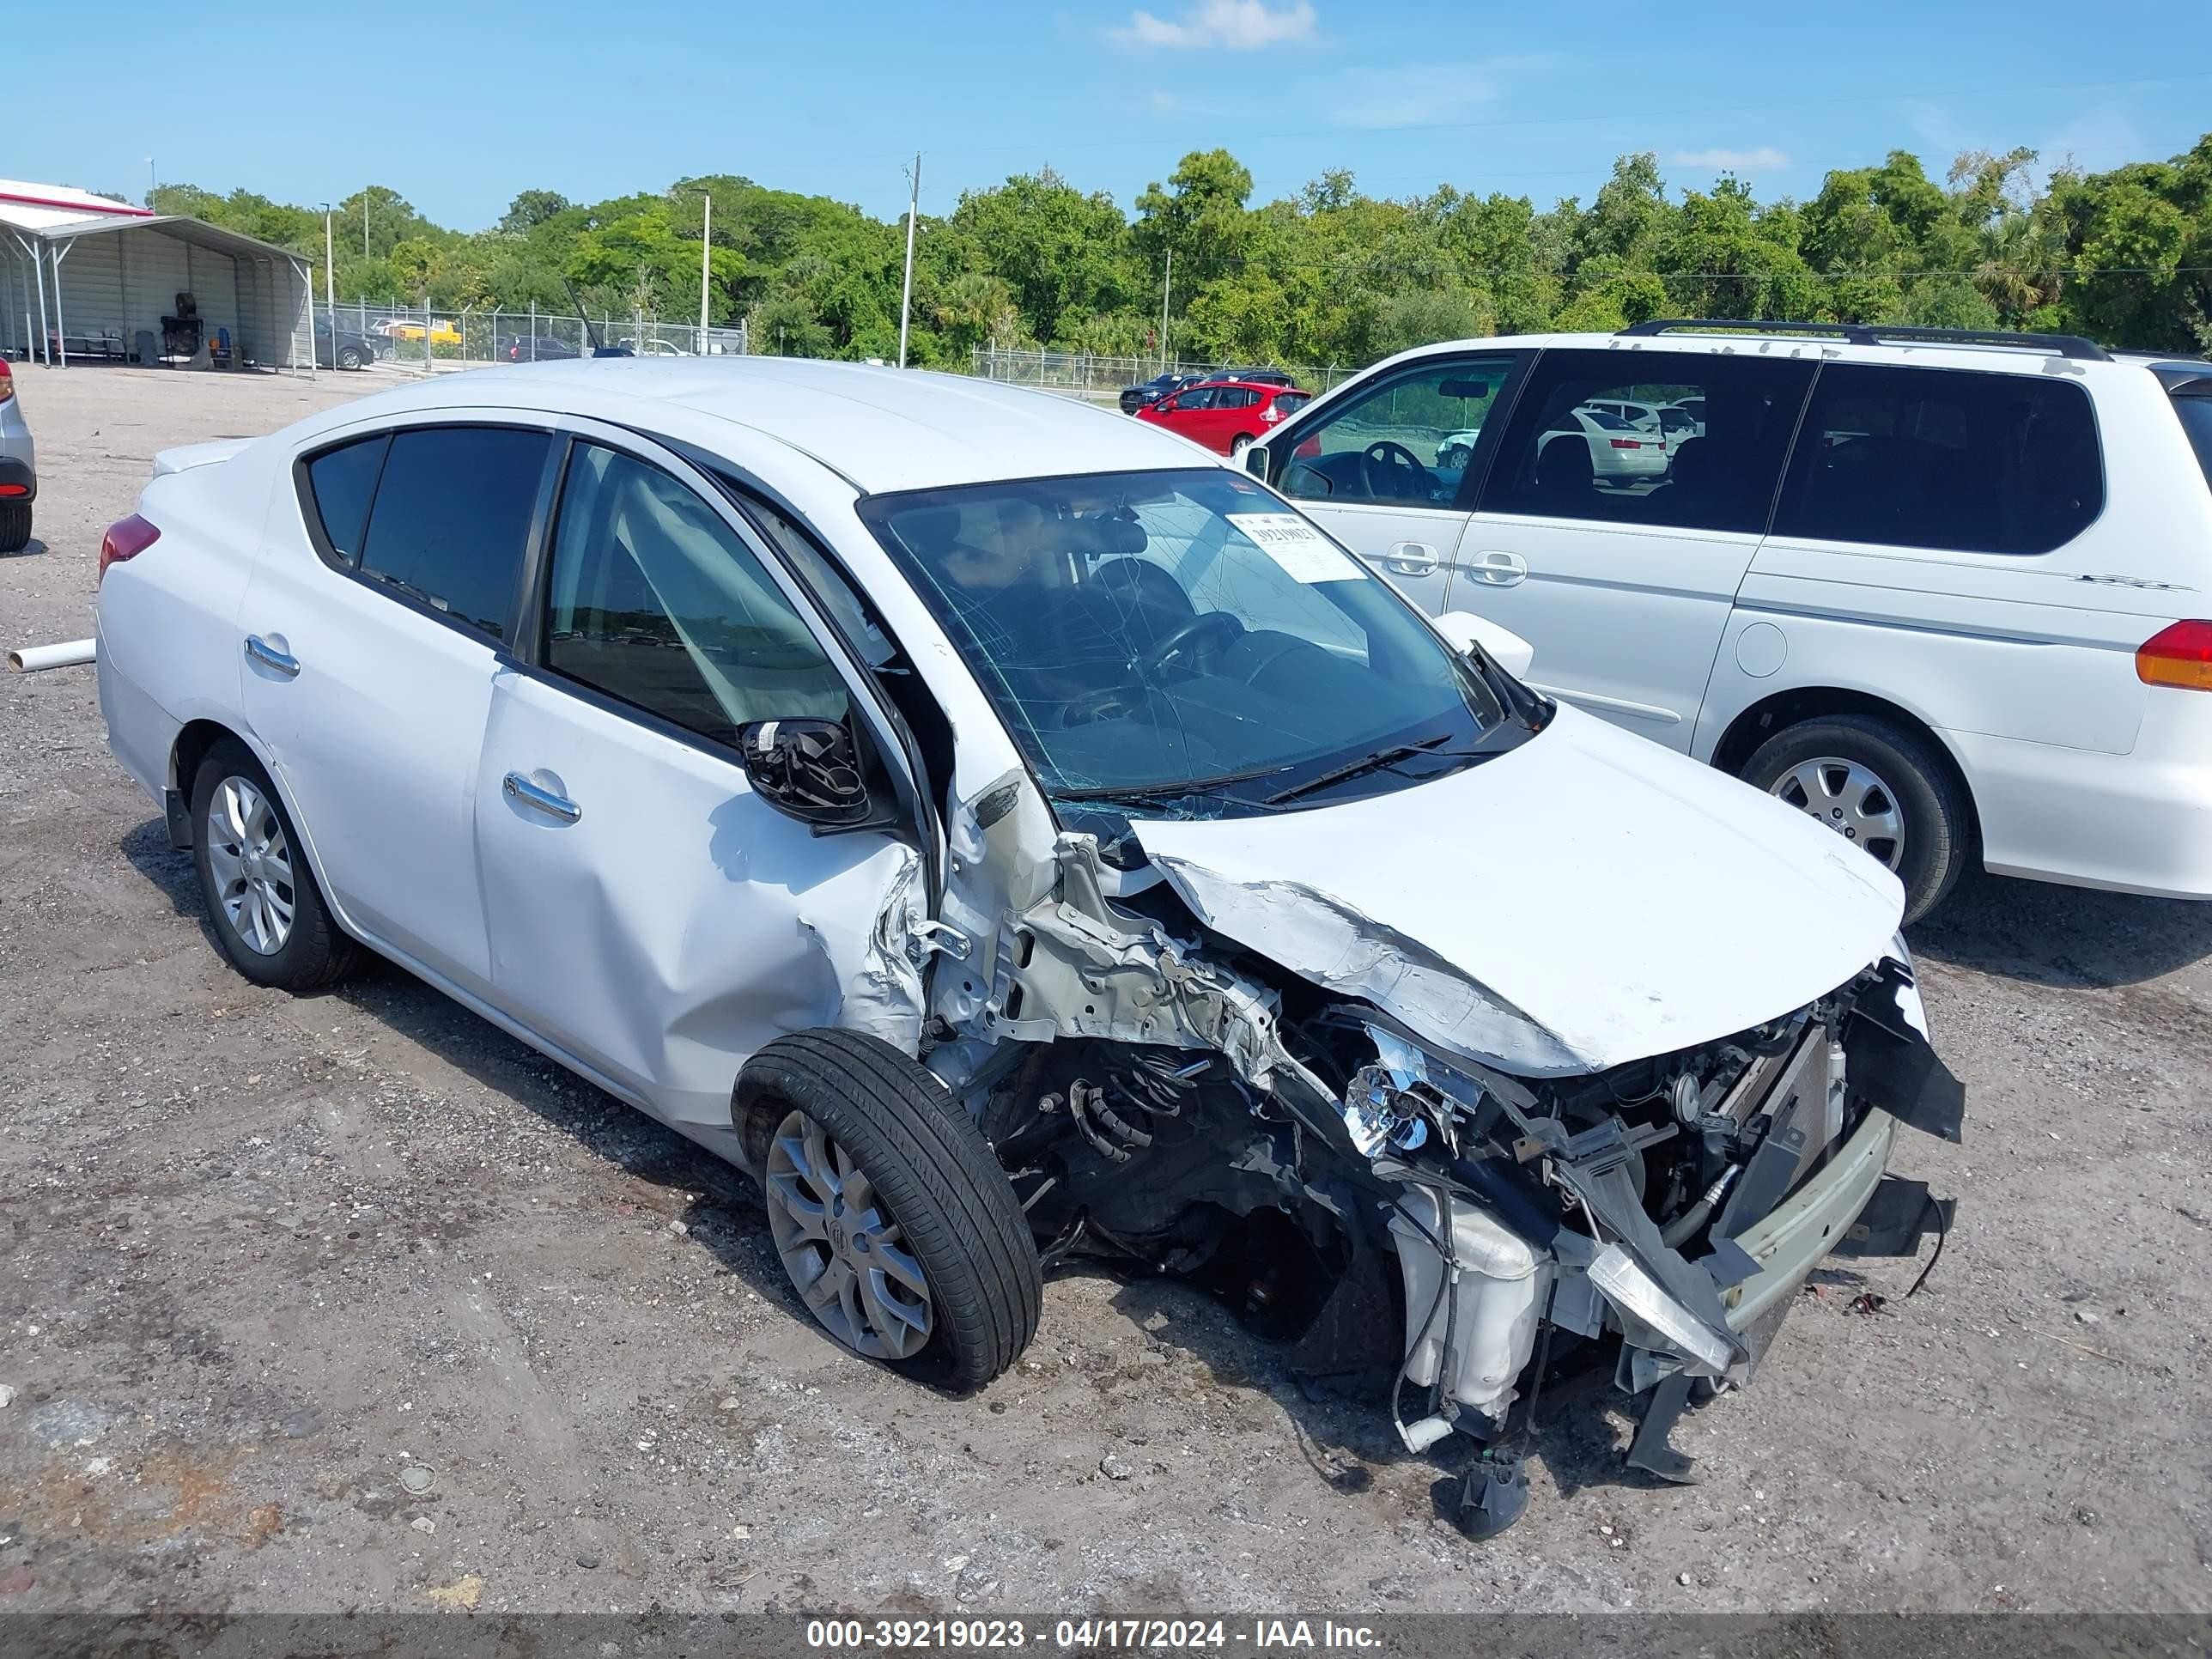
top-left (922, 799), bottom-right (1960, 1536)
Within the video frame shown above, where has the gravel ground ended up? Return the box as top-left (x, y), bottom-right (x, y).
top-left (0, 363), bottom-right (2207, 1618)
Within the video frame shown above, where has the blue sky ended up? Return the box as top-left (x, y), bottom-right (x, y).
top-left (20, 1), bottom-right (2212, 228)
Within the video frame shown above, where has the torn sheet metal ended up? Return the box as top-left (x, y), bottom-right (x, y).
top-left (1127, 702), bottom-right (1905, 1076)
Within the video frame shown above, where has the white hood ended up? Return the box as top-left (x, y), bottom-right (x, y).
top-left (1129, 704), bottom-right (1905, 1076)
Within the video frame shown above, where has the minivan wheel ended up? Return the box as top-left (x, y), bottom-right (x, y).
top-left (190, 738), bottom-right (361, 989)
top-left (740, 1030), bottom-right (1042, 1392)
top-left (0, 501), bottom-right (29, 553)
top-left (1742, 714), bottom-right (1970, 925)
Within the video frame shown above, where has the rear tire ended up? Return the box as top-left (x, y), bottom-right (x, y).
top-left (1741, 714), bottom-right (1971, 925)
top-left (1231, 433), bottom-right (1255, 455)
top-left (189, 738), bottom-right (362, 990)
top-left (738, 1030), bottom-right (1042, 1392)
top-left (336, 344), bottom-right (368, 370)
top-left (0, 500), bottom-right (29, 553)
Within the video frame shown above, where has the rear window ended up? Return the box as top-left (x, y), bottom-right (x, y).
top-left (1273, 392), bottom-right (1311, 416)
top-left (1775, 364), bottom-right (2104, 555)
top-left (2173, 391), bottom-right (2212, 491)
top-left (301, 434), bottom-right (388, 564)
top-left (356, 426), bottom-right (551, 641)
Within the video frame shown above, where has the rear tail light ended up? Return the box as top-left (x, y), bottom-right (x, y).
top-left (0, 359), bottom-right (13, 404)
top-left (98, 514), bottom-right (160, 584)
top-left (1609, 438), bottom-right (1644, 449)
top-left (2137, 621), bottom-right (2212, 690)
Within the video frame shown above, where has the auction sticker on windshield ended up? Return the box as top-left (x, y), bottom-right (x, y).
top-left (1227, 514), bottom-right (1364, 584)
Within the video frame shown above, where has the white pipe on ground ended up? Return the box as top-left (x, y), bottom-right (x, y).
top-left (8, 638), bottom-right (95, 672)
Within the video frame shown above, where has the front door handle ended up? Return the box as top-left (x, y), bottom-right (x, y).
top-left (243, 635), bottom-right (300, 678)
top-left (503, 771), bottom-right (581, 823)
top-left (1384, 541), bottom-right (1440, 576)
top-left (1464, 550), bottom-right (1528, 586)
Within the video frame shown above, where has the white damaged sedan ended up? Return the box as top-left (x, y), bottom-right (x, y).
top-left (94, 359), bottom-right (1959, 1535)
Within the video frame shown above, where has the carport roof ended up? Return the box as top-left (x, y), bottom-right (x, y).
top-left (15, 212), bottom-right (311, 267)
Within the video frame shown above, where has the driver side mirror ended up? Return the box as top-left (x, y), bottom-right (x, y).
top-left (737, 717), bottom-right (874, 828)
top-left (1432, 610), bottom-right (1534, 678)
top-left (1242, 441), bottom-right (1270, 479)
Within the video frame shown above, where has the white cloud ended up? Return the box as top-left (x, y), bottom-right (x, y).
top-left (1147, 89), bottom-right (1181, 112)
top-left (1668, 146), bottom-right (1790, 173)
top-left (1329, 64), bottom-right (1498, 129)
top-left (1115, 0), bottom-right (1316, 51)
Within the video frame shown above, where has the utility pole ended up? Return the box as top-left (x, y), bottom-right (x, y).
top-left (363, 192), bottom-right (371, 261)
top-left (145, 158), bottom-right (155, 207)
top-left (697, 189), bottom-right (713, 354)
top-left (1159, 248), bottom-right (1172, 373)
top-left (321, 205), bottom-right (337, 356)
top-left (897, 152), bottom-right (921, 368)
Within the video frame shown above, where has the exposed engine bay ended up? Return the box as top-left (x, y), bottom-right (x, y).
top-left (921, 806), bottom-right (1963, 1536)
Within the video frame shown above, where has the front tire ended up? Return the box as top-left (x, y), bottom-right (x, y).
top-left (0, 501), bottom-right (28, 553)
top-left (738, 1030), bottom-right (1042, 1392)
top-left (1741, 714), bottom-right (1970, 925)
top-left (189, 738), bottom-right (361, 990)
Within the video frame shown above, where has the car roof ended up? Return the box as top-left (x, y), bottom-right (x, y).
top-left (289, 358), bottom-right (1223, 495)
top-left (1357, 329), bottom-right (2154, 380)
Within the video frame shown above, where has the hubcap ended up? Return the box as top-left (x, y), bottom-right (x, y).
top-left (203, 776), bottom-right (295, 954)
top-left (1770, 757), bottom-right (1905, 872)
top-left (763, 1109), bottom-right (933, 1361)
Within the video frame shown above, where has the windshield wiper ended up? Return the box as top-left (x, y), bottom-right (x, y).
top-left (1261, 732), bottom-right (1462, 806)
top-left (1054, 764), bottom-right (1291, 807)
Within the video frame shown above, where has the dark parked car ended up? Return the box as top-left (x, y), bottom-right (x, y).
top-left (495, 332), bottom-right (585, 363)
top-left (313, 319), bottom-right (378, 371)
top-left (1118, 372), bottom-right (1198, 415)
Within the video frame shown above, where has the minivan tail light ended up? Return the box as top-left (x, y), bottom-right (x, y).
top-left (98, 514), bottom-right (160, 584)
top-left (0, 359), bottom-right (13, 403)
top-left (2136, 620), bottom-right (2212, 690)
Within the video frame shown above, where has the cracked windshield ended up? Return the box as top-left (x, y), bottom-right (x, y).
top-left (860, 469), bottom-right (1516, 811)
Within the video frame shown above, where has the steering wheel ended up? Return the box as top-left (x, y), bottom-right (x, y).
top-left (1139, 611), bottom-right (1244, 677)
top-left (1361, 440), bottom-right (1440, 502)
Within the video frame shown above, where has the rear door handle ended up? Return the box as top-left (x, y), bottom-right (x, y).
top-left (503, 771), bottom-right (580, 823)
top-left (1384, 541), bottom-right (1440, 576)
top-left (1464, 550), bottom-right (1528, 586)
top-left (243, 635), bottom-right (300, 677)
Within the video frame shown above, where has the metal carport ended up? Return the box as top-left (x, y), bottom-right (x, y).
top-left (1, 185), bottom-right (313, 374)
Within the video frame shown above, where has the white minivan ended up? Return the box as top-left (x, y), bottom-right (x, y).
top-left (1248, 322), bottom-right (2212, 921)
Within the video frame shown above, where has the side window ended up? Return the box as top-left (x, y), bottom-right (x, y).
top-left (544, 444), bottom-right (848, 744)
top-left (730, 487), bottom-right (900, 671)
top-left (1479, 349), bottom-right (1814, 534)
top-left (1177, 388), bottom-right (1216, 410)
top-left (1278, 356), bottom-right (1516, 507)
top-left (1774, 364), bottom-right (2105, 555)
top-left (301, 433), bottom-right (389, 565)
top-left (356, 426), bottom-right (550, 641)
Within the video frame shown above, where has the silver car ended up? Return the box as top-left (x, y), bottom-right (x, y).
top-left (0, 357), bottom-right (34, 553)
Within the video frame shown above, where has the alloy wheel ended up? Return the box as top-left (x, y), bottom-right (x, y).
top-left (203, 775), bottom-right (296, 954)
top-left (764, 1109), bottom-right (934, 1360)
top-left (1770, 756), bottom-right (1905, 871)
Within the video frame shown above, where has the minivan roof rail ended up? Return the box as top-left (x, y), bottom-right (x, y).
top-left (1617, 318), bottom-right (2112, 362)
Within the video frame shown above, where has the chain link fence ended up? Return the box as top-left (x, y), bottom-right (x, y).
top-left (315, 301), bottom-right (747, 373)
top-left (967, 345), bottom-right (1357, 404)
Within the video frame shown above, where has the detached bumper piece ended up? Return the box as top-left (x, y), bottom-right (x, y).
top-left (1834, 1174), bottom-right (1954, 1258)
top-left (1844, 960), bottom-right (1965, 1143)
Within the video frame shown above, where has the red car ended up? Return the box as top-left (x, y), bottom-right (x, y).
top-left (1135, 379), bottom-right (1312, 455)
